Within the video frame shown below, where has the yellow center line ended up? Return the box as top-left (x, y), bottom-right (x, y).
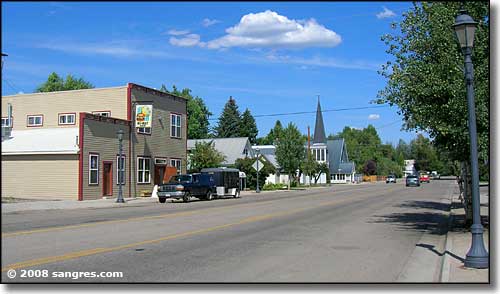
top-left (2, 186), bottom-right (374, 238)
top-left (2, 197), bottom-right (352, 272)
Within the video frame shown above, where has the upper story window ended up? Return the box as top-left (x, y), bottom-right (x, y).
top-left (92, 111), bottom-right (111, 117)
top-left (1, 117), bottom-right (12, 127)
top-left (58, 113), bottom-right (76, 125)
top-left (27, 115), bottom-right (43, 127)
top-left (170, 113), bottom-right (181, 138)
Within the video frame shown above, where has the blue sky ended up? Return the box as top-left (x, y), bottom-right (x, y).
top-left (2, 1), bottom-right (426, 145)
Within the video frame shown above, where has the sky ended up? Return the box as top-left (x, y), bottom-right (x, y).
top-left (1, 1), bottom-right (428, 145)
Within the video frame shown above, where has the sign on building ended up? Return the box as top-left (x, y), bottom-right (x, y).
top-left (135, 105), bottom-right (153, 128)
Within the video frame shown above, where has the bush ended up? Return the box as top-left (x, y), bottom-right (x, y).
top-left (262, 183), bottom-right (287, 191)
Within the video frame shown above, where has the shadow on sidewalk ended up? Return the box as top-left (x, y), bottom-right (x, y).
top-left (415, 243), bottom-right (465, 263)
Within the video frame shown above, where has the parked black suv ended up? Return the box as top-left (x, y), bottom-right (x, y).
top-left (157, 173), bottom-right (216, 203)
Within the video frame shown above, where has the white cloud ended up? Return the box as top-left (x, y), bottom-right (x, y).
top-left (36, 42), bottom-right (175, 58)
top-left (167, 29), bottom-right (190, 36)
top-left (169, 34), bottom-right (205, 47)
top-left (376, 7), bottom-right (396, 19)
top-left (368, 114), bottom-right (380, 120)
top-left (17, 91), bottom-right (24, 94)
top-left (263, 53), bottom-right (381, 71)
top-left (202, 18), bottom-right (220, 27)
top-left (205, 10), bottom-right (341, 49)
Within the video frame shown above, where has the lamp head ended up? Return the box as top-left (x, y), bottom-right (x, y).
top-left (453, 10), bottom-right (478, 49)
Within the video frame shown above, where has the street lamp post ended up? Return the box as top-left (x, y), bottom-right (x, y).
top-left (116, 129), bottom-right (125, 203)
top-left (255, 148), bottom-right (261, 193)
top-left (453, 9), bottom-right (488, 269)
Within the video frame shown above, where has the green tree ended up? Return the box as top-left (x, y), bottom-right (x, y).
top-left (314, 162), bottom-right (330, 184)
top-left (300, 151), bottom-right (319, 185)
top-left (160, 84), bottom-right (212, 139)
top-left (258, 120), bottom-right (283, 145)
top-left (235, 157), bottom-right (274, 190)
top-left (188, 141), bottom-right (225, 172)
top-left (376, 2), bottom-right (489, 166)
top-left (215, 96), bottom-right (241, 138)
top-left (240, 108), bottom-right (258, 143)
top-left (275, 122), bottom-right (305, 190)
top-left (36, 72), bottom-right (94, 92)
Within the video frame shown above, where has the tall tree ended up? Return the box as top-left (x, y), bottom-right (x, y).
top-left (275, 122), bottom-right (305, 190)
top-left (258, 120), bottom-right (283, 145)
top-left (215, 96), bottom-right (241, 138)
top-left (188, 141), bottom-right (225, 172)
top-left (160, 84), bottom-right (212, 139)
top-left (36, 72), bottom-right (94, 92)
top-left (376, 2), bottom-right (489, 165)
top-left (240, 108), bottom-right (258, 143)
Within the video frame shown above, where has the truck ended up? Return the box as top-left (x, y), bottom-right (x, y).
top-left (157, 168), bottom-right (241, 203)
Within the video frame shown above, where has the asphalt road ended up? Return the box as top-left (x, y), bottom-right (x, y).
top-left (1, 180), bottom-right (455, 283)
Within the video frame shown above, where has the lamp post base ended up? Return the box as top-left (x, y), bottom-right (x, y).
top-left (464, 224), bottom-right (489, 269)
top-left (116, 198), bottom-right (126, 203)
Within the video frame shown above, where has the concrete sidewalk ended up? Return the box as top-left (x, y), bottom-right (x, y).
top-left (440, 184), bottom-right (489, 283)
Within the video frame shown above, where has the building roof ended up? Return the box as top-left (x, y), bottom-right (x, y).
top-left (313, 98), bottom-right (327, 144)
top-left (252, 145), bottom-right (280, 169)
top-left (187, 137), bottom-right (253, 165)
top-left (2, 128), bottom-right (79, 155)
top-left (327, 138), bottom-right (355, 174)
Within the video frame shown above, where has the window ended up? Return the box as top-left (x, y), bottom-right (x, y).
top-left (58, 113), bottom-right (76, 125)
top-left (321, 149), bottom-right (325, 161)
top-left (117, 155), bottom-right (126, 185)
top-left (89, 154), bottom-right (99, 185)
top-left (27, 115), bottom-right (43, 127)
top-left (92, 111), bottom-right (111, 117)
top-left (170, 113), bottom-right (181, 138)
top-left (170, 159), bottom-right (182, 174)
top-left (1, 117), bottom-right (12, 127)
top-left (137, 127), bottom-right (151, 134)
top-left (137, 157), bottom-right (151, 183)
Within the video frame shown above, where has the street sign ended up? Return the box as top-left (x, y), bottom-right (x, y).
top-left (252, 160), bottom-right (264, 172)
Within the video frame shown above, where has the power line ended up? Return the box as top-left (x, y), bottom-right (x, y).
top-left (2, 78), bottom-right (22, 93)
top-left (208, 105), bottom-right (390, 121)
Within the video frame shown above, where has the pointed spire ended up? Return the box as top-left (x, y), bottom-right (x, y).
top-left (313, 96), bottom-right (326, 144)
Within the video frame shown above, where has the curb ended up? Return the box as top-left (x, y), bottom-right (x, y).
top-left (438, 183), bottom-right (457, 282)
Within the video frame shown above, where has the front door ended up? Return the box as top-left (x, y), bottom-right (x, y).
top-left (154, 165), bottom-right (165, 185)
top-left (103, 162), bottom-right (113, 196)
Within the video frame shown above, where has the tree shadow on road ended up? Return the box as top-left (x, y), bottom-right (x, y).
top-left (368, 199), bottom-right (451, 235)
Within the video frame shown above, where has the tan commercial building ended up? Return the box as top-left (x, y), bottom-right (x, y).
top-left (1, 83), bottom-right (187, 200)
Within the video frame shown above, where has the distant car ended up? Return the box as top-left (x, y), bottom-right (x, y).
top-left (406, 175), bottom-right (420, 187)
top-left (386, 174), bottom-right (397, 183)
top-left (419, 173), bottom-right (430, 183)
top-left (431, 171), bottom-right (441, 180)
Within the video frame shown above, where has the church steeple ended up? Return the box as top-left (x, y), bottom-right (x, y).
top-left (313, 96), bottom-right (326, 144)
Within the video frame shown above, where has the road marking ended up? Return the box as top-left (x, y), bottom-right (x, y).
top-left (2, 196), bottom-right (357, 272)
top-left (2, 186), bottom-right (375, 238)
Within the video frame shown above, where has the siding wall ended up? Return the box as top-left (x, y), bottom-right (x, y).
top-left (1, 87), bottom-right (127, 130)
top-left (1, 154), bottom-right (78, 200)
top-left (129, 87), bottom-right (187, 196)
top-left (81, 115), bottom-right (130, 200)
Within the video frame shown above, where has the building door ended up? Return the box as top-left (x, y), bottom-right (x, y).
top-left (154, 165), bottom-right (165, 185)
top-left (103, 162), bottom-right (113, 196)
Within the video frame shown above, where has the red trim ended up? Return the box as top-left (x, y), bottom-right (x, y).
top-left (26, 114), bottom-right (44, 127)
top-left (57, 112), bottom-right (77, 125)
top-left (78, 112), bottom-right (85, 201)
top-left (127, 83), bottom-right (132, 198)
top-left (102, 161), bottom-right (113, 196)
